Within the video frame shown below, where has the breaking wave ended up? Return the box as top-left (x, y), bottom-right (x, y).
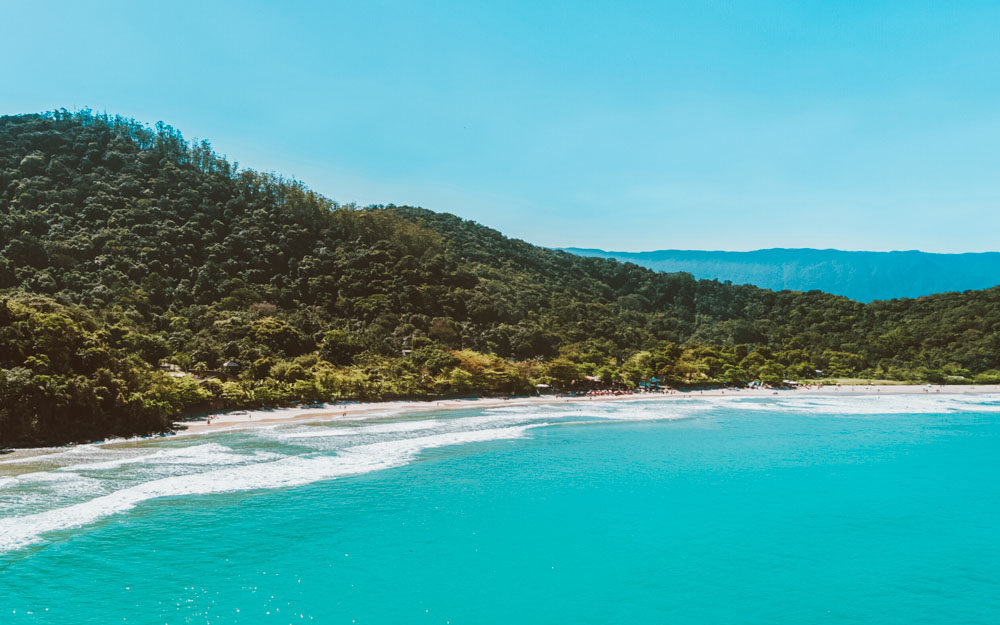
top-left (2, 392), bottom-right (997, 554)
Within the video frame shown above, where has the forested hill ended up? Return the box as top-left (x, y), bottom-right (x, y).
top-left (564, 248), bottom-right (1000, 303)
top-left (2, 110), bottom-right (1000, 447)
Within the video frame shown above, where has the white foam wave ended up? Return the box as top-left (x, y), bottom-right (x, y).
top-left (56, 443), bottom-right (273, 472)
top-left (4, 392), bottom-right (998, 555)
top-left (726, 393), bottom-right (1000, 416)
top-left (0, 445), bottom-right (101, 466)
top-left (481, 393), bottom-right (1000, 419)
top-left (2, 471), bottom-right (106, 499)
top-left (278, 419), bottom-right (444, 440)
top-left (0, 424), bottom-right (539, 554)
top-left (481, 398), bottom-right (717, 423)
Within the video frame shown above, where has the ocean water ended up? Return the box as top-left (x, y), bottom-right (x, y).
top-left (2, 394), bottom-right (999, 623)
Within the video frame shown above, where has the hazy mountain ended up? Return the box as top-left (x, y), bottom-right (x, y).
top-left (563, 248), bottom-right (1000, 302)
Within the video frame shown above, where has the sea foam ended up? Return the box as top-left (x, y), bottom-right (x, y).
top-left (277, 419), bottom-right (445, 440)
top-left (4, 392), bottom-right (999, 555)
top-left (0, 424), bottom-right (538, 554)
top-left (56, 443), bottom-right (278, 472)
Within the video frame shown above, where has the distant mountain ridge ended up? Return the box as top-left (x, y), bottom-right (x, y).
top-left (563, 248), bottom-right (1000, 302)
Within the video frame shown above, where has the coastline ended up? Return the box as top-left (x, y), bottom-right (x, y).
top-left (3, 384), bottom-right (996, 464)
top-left (177, 383), bottom-right (1000, 435)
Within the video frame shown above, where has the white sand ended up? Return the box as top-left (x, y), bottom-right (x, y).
top-left (1, 384), bottom-right (995, 464)
top-left (177, 384), bottom-right (1000, 434)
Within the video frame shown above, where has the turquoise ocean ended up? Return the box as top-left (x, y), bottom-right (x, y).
top-left (2, 394), bottom-right (999, 623)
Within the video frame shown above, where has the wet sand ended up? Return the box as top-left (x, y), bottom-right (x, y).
top-left (177, 383), bottom-right (1000, 434)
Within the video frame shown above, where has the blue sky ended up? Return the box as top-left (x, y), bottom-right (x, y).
top-left (3, 0), bottom-right (999, 252)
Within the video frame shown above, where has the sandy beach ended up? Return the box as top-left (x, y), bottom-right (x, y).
top-left (177, 383), bottom-right (1000, 435)
top-left (3, 384), bottom-right (995, 466)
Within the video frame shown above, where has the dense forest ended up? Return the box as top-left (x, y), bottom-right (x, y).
top-left (2, 110), bottom-right (999, 446)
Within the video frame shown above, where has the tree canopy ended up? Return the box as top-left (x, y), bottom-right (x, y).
top-left (2, 110), bottom-right (999, 446)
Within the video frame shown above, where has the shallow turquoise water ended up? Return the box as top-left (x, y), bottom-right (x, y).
top-left (2, 395), bottom-right (999, 623)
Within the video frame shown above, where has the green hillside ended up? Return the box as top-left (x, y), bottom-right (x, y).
top-left (2, 110), bottom-right (999, 446)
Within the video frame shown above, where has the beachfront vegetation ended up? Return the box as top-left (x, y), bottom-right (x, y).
top-left (2, 110), bottom-right (1000, 446)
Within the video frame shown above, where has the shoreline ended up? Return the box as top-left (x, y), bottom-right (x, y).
top-left (177, 383), bottom-right (1000, 435)
top-left (1, 384), bottom-right (997, 463)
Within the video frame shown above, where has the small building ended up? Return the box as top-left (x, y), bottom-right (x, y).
top-left (581, 375), bottom-right (603, 389)
top-left (222, 361), bottom-right (240, 374)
